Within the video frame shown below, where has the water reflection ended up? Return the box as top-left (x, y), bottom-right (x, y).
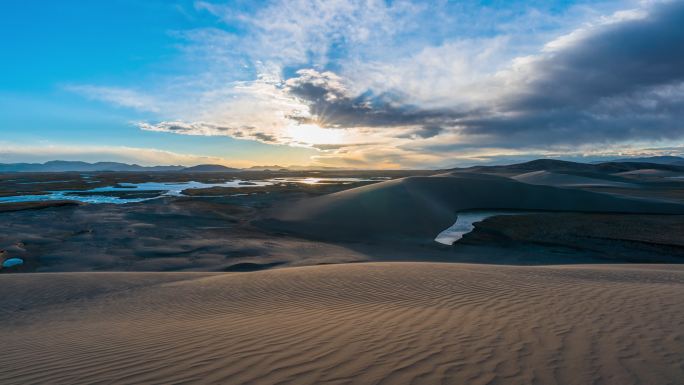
top-left (0, 177), bottom-right (387, 205)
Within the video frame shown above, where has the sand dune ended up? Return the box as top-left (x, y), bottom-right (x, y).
top-left (2, 263), bottom-right (683, 385)
top-left (264, 174), bottom-right (684, 241)
top-left (614, 168), bottom-right (684, 179)
top-left (512, 170), bottom-right (635, 187)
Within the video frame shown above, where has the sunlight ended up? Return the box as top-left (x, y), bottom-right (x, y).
top-left (286, 124), bottom-right (345, 145)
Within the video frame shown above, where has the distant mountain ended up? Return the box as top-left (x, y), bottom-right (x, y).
top-left (246, 165), bottom-right (288, 171)
top-left (0, 161), bottom-right (185, 172)
top-left (460, 158), bottom-right (684, 175)
top-left (463, 159), bottom-right (596, 173)
top-left (181, 164), bottom-right (240, 172)
top-left (606, 156), bottom-right (684, 166)
top-left (246, 165), bottom-right (349, 171)
top-left (291, 166), bottom-right (348, 171)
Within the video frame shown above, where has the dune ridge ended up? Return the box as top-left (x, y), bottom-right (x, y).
top-left (511, 170), bottom-right (635, 187)
top-left (2, 263), bottom-right (683, 385)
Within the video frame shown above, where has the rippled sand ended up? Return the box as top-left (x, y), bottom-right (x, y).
top-left (2, 263), bottom-right (683, 384)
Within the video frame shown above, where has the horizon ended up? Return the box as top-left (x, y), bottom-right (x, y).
top-left (1, 155), bottom-right (683, 172)
top-left (3, 1), bottom-right (684, 168)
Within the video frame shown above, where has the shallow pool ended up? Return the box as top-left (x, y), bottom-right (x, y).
top-left (88, 180), bottom-right (275, 196)
top-left (2, 258), bottom-right (24, 268)
top-left (435, 211), bottom-right (528, 245)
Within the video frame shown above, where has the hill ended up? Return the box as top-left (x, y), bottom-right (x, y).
top-left (181, 164), bottom-right (241, 172)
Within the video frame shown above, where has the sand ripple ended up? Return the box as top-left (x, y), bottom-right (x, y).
top-left (2, 263), bottom-right (683, 384)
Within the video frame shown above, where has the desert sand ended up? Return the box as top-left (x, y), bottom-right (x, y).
top-left (2, 262), bottom-right (683, 385)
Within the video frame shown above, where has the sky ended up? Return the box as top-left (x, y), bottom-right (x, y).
top-left (1, 0), bottom-right (684, 168)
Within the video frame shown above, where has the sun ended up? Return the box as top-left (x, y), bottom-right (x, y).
top-left (286, 124), bottom-right (345, 145)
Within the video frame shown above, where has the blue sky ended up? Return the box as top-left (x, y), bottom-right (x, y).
top-left (2, 0), bottom-right (683, 168)
top-left (1, 0), bottom-right (316, 166)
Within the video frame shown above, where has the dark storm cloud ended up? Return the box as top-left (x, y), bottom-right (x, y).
top-left (515, 5), bottom-right (684, 111)
top-left (460, 0), bottom-right (684, 145)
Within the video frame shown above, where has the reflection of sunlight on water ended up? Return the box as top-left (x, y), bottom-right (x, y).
top-left (17, 180), bottom-right (74, 184)
top-left (298, 178), bottom-right (322, 185)
top-left (90, 181), bottom-right (273, 196)
top-left (0, 177), bottom-right (390, 205)
top-left (435, 211), bottom-right (528, 245)
top-left (0, 180), bottom-right (273, 204)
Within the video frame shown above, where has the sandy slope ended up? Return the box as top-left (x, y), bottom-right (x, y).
top-left (2, 263), bottom-right (683, 385)
top-left (511, 170), bottom-right (635, 187)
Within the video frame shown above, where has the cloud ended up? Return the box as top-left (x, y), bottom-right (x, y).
top-left (285, 1), bottom-right (684, 153)
top-left (196, 0), bottom-right (422, 67)
top-left (137, 121), bottom-right (282, 143)
top-left (0, 143), bottom-right (258, 167)
top-left (458, 0), bottom-right (684, 146)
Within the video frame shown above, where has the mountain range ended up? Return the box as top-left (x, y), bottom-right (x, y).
top-left (0, 161), bottom-right (186, 172)
top-left (0, 161), bottom-right (338, 172)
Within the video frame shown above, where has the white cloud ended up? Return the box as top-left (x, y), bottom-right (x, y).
top-left (197, 0), bottom-right (421, 67)
top-left (64, 85), bottom-right (161, 112)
